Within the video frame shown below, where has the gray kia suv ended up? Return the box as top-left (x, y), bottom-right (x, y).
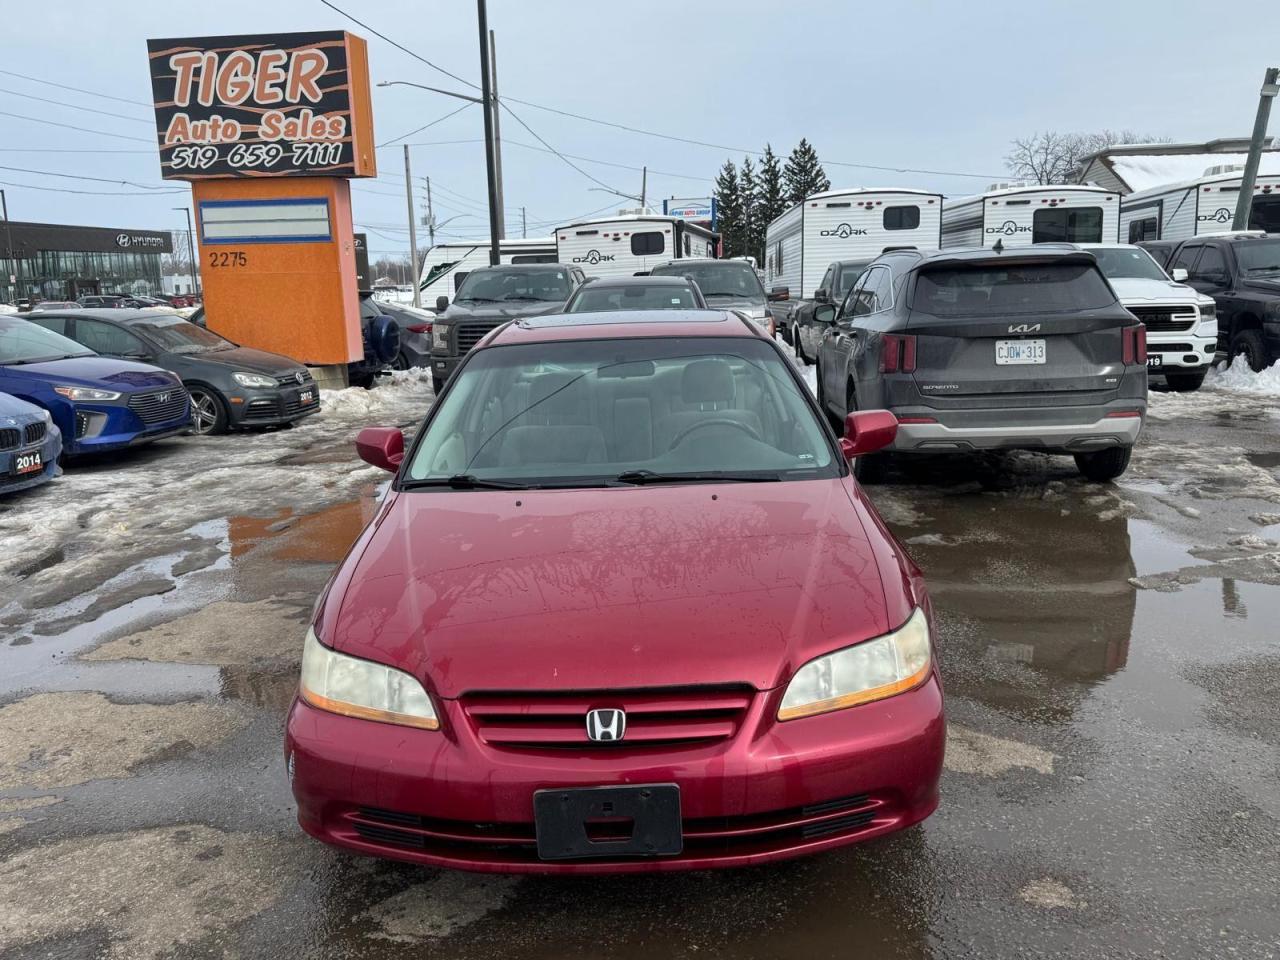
top-left (813, 246), bottom-right (1148, 482)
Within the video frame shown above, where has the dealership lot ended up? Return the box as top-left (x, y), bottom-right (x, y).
top-left (1, 364), bottom-right (1277, 959)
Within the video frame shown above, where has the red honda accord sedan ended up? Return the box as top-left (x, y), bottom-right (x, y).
top-left (285, 310), bottom-right (945, 873)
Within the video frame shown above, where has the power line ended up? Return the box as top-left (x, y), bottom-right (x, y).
top-left (319, 0), bottom-right (481, 92)
top-left (0, 110), bottom-right (155, 144)
top-left (498, 100), bottom-right (622, 194)
top-left (376, 102), bottom-right (473, 148)
top-left (0, 87), bottom-right (153, 124)
top-left (0, 68), bottom-right (153, 108)
top-left (502, 139), bottom-right (709, 183)
top-left (0, 178), bottom-right (184, 197)
top-left (0, 147), bottom-right (153, 154)
top-left (0, 163), bottom-right (171, 191)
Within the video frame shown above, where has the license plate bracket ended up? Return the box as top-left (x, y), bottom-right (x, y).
top-left (13, 451), bottom-right (43, 476)
top-left (534, 784), bottom-right (681, 860)
top-left (1146, 356), bottom-right (1163, 368)
top-left (995, 339), bottom-right (1046, 365)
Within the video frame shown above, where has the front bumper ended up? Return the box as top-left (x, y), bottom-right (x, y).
top-left (891, 401), bottom-right (1146, 453)
top-left (227, 386), bottom-right (321, 428)
top-left (0, 423), bottom-right (62, 494)
top-left (1148, 335), bottom-right (1215, 371)
top-left (286, 674), bottom-right (945, 874)
top-left (65, 401), bottom-right (191, 455)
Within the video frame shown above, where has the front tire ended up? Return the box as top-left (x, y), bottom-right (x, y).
top-left (1164, 370), bottom-right (1206, 392)
top-left (1231, 329), bottom-right (1273, 373)
top-left (1075, 446), bottom-right (1131, 483)
top-left (391, 350), bottom-right (411, 371)
top-left (187, 386), bottom-right (228, 436)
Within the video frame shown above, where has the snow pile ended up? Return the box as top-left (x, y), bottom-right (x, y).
top-left (319, 368), bottom-right (435, 422)
top-left (1206, 357), bottom-right (1280, 396)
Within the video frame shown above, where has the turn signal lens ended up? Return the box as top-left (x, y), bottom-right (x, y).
top-left (779, 608), bottom-right (931, 721)
top-left (299, 628), bottom-right (440, 730)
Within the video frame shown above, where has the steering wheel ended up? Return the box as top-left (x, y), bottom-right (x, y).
top-left (667, 417), bottom-right (763, 451)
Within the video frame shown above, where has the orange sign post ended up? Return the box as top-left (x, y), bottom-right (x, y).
top-left (146, 31), bottom-right (377, 379)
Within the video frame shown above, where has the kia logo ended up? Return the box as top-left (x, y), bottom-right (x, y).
top-left (585, 708), bottom-right (626, 742)
top-left (1197, 207), bottom-right (1232, 223)
top-left (573, 249), bottom-right (616, 265)
top-left (986, 220), bottom-right (1030, 236)
top-left (819, 223), bottom-right (868, 239)
top-left (1008, 323), bottom-right (1041, 333)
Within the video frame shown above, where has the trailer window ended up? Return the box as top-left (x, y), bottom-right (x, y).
top-left (631, 232), bottom-right (665, 256)
top-left (1128, 217), bottom-right (1158, 243)
top-left (1249, 195), bottom-right (1280, 234)
top-left (1032, 207), bottom-right (1104, 243)
top-left (884, 205), bottom-right (920, 230)
top-left (775, 241), bottom-right (784, 274)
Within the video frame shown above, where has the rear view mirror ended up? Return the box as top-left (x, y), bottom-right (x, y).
top-left (768, 286), bottom-right (790, 302)
top-left (356, 426), bottom-right (405, 472)
top-left (813, 304), bottom-right (838, 325)
top-left (436, 295), bottom-right (449, 312)
top-left (1170, 267), bottom-right (1189, 282)
top-left (839, 410), bottom-right (898, 460)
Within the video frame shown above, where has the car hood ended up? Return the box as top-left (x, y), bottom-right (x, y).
top-left (1108, 277), bottom-right (1201, 304)
top-left (328, 479), bottom-right (893, 697)
top-left (3, 356), bottom-right (177, 391)
top-left (175, 345), bottom-right (305, 377)
top-left (0, 391), bottom-right (46, 424)
top-left (440, 300), bottom-right (566, 321)
top-left (702, 294), bottom-right (767, 314)
top-left (1242, 276), bottom-right (1280, 295)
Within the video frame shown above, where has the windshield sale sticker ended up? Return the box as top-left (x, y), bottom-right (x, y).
top-left (146, 31), bottom-right (376, 180)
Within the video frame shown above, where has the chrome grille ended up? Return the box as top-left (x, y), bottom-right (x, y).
top-left (275, 371), bottom-right (312, 387)
top-left (1128, 306), bottom-right (1197, 334)
top-left (456, 320), bottom-right (507, 354)
top-left (0, 428), bottom-right (17, 451)
top-left (127, 387), bottom-right (189, 425)
top-left (24, 421), bottom-right (46, 445)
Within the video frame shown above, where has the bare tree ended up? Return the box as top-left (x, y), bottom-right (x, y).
top-left (1006, 130), bottom-right (1170, 184)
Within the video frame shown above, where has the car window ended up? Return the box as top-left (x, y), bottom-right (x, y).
top-left (406, 337), bottom-right (835, 485)
top-left (131, 317), bottom-right (233, 354)
top-left (1169, 244), bottom-right (1202, 274)
top-left (863, 266), bottom-right (893, 314)
top-left (566, 284), bottom-right (700, 313)
top-left (1232, 238), bottom-right (1280, 276)
top-left (74, 319), bottom-right (148, 356)
top-left (28, 315), bottom-right (67, 335)
top-left (1192, 246), bottom-right (1226, 280)
top-left (650, 261), bottom-right (764, 304)
top-left (913, 262), bottom-right (1116, 316)
top-left (841, 270), bottom-right (870, 317)
top-left (1089, 247), bottom-right (1168, 281)
top-left (819, 266), bottom-right (834, 293)
top-left (456, 268), bottom-right (571, 302)
top-left (0, 317), bottom-right (95, 363)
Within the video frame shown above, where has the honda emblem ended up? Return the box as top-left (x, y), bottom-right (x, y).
top-left (585, 708), bottom-right (626, 742)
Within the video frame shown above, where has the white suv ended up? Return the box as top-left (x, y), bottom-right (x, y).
top-left (1079, 243), bottom-right (1217, 392)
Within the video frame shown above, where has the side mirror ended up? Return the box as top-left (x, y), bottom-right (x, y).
top-left (1170, 267), bottom-right (1189, 282)
top-left (813, 303), bottom-right (838, 325)
top-left (356, 426), bottom-right (405, 473)
top-left (839, 410), bottom-right (898, 460)
top-left (436, 295), bottom-right (449, 312)
top-left (814, 288), bottom-right (831, 303)
top-left (768, 286), bottom-right (790, 302)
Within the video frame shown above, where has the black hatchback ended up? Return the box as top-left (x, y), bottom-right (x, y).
top-left (27, 309), bottom-right (320, 435)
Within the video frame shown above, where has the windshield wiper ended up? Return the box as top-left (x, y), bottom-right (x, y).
top-left (456, 296), bottom-right (501, 303)
top-left (402, 474), bottom-right (531, 490)
top-left (613, 469), bottom-right (780, 486)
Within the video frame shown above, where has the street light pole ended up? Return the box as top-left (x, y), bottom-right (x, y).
top-left (476, 0), bottom-right (502, 266)
top-left (489, 29), bottom-right (506, 240)
top-left (404, 145), bottom-right (422, 307)
top-left (1233, 67), bottom-right (1280, 231)
top-left (173, 206), bottom-right (197, 297)
top-left (1, 189), bottom-right (24, 302)
top-left (1, 189), bottom-right (14, 303)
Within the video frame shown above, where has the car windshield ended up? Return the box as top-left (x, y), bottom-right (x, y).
top-left (131, 317), bottom-right (233, 354)
top-left (913, 262), bottom-right (1116, 316)
top-left (455, 268), bottom-right (572, 302)
top-left (405, 336), bottom-right (836, 487)
top-left (652, 262), bottom-right (765, 304)
top-left (0, 317), bottom-right (95, 364)
top-left (1088, 247), bottom-right (1168, 281)
top-left (566, 283), bottom-right (699, 313)
top-left (1234, 238), bottom-right (1280, 275)
top-left (836, 265), bottom-right (868, 297)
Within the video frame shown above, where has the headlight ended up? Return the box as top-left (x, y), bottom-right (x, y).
top-left (778, 608), bottom-right (931, 720)
top-left (299, 628), bottom-right (439, 730)
top-left (1198, 301), bottom-right (1216, 323)
top-left (232, 372), bottom-right (276, 388)
top-left (432, 323), bottom-right (450, 349)
top-left (52, 385), bottom-right (122, 401)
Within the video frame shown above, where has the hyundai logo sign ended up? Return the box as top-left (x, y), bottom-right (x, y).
top-left (819, 223), bottom-right (869, 239)
top-left (573, 249), bottom-right (616, 265)
top-left (115, 233), bottom-right (166, 249)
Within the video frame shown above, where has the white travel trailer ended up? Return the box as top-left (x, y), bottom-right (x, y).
top-left (764, 188), bottom-right (943, 300)
top-left (418, 237), bottom-right (557, 302)
top-left (554, 216), bottom-right (716, 279)
top-left (941, 183), bottom-right (1120, 249)
top-left (1119, 164), bottom-right (1280, 243)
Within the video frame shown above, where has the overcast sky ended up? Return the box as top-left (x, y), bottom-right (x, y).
top-left (1, 0), bottom-right (1278, 260)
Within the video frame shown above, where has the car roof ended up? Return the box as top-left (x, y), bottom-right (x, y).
top-left (467, 262), bottom-right (569, 273)
top-left (581, 276), bottom-right (695, 287)
top-left (484, 310), bottom-right (760, 346)
top-left (652, 258), bottom-right (730, 268)
top-left (910, 246), bottom-right (1097, 268)
top-left (22, 308), bottom-right (187, 323)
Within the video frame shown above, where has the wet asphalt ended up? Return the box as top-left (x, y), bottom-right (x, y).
top-left (0, 372), bottom-right (1278, 960)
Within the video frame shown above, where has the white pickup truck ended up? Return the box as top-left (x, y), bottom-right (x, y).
top-left (1079, 243), bottom-right (1218, 392)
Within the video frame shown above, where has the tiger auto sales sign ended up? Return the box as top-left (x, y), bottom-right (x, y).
top-left (146, 31), bottom-right (376, 180)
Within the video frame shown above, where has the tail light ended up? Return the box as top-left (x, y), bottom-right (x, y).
top-left (406, 323), bottom-right (433, 334)
top-left (1122, 325), bottom-right (1147, 365)
top-left (880, 334), bottom-right (917, 373)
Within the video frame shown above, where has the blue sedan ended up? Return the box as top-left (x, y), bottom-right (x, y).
top-left (0, 316), bottom-right (191, 456)
top-left (0, 391), bottom-right (62, 494)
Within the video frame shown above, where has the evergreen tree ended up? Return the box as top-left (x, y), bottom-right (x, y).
top-left (739, 155), bottom-right (760, 265)
top-left (783, 138), bottom-right (831, 204)
top-left (758, 143), bottom-right (788, 227)
top-left (713, 159), bottom-right (744, 257)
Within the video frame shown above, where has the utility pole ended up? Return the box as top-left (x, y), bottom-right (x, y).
top-left (489, 29), bottom-right (506, 240)
top-left (521, 206), bottom-right (526, 239)
top-left (641, 166), bottom-right (647, 212)
top-left (425, 176), bottom-right (436, 247)
top-left (1233, 67), bottom-right (1280, 231)
top-left (404, 145), bottom-right (422, 307)
top-left (477, 0), bottom-right (502, 266)
top-left (0, 189), bottom-right (15, 303)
